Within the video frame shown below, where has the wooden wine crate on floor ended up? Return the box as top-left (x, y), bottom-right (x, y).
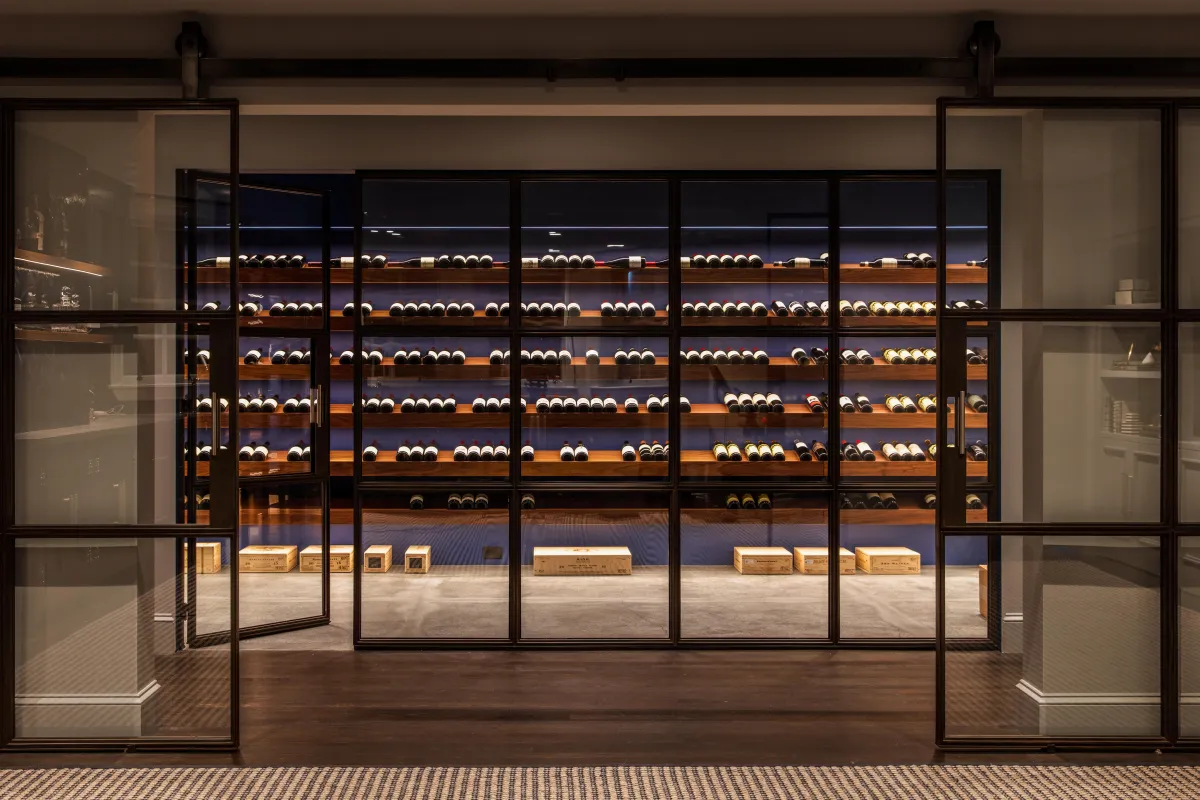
top-left (299, 545), bottom-right (354, 573)
top-left (364, 544), bottom-right (393, 573)
top-left (733, 546), bottom-right (793, 575)
top-left (532, 546), bottom-right (632, 576)
top-left (404, 545), bottom-right (431, 574)
top-left (239, 544), bottom-right (298, 573)
top-left (855, 546), bottom-right (921, 575)
top-left (185, 541), bottom-right (222, 574)
top-left (979, 563), bottom-right (988, 618)
top-left (794, 546), bottom-right (855, 575)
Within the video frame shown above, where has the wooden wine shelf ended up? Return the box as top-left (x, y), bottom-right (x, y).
top-left (680, 405), bottom-right (827, 428)
top-left (522, 360), bottom-right (668, 381)
top-left (680, 451), bottom-right (828, 478)
top-left (838, 316), bottom-right (938, 328)
top-left (195, 266), bottom-right (511, 284)
top-left (363, 508), bottom-right (510, 524)
top-left (519, 509), bottom-right (666, 524)
top-left (521, 268), bottom-right (668, 284)
top-left (840, 506), bottom-right (988, 524)
top-left (240, 315), bottom-right (324, 332)
top-left (521, 311), bottom-right (666, 329)
top-left (682, 316), bottom-right (829, 328)
top-left (360, 313), bottom-right (507, 329)
top-left (840, 364), bottom-right (987, 380)
top-left (358, 408), bottom-right (509, 429)
top-left (522, 451), bottom-right (669, 478)
top-left (14, 327), bottom-right (112, 344)
top-left (16, 248), bottom-right (110, 278)
top-left (839, 265), bottom-right (987, 284)
top-left (361, 453), bottom-right (509, 477)
top-left (524, 411), bottom-right (667, 429)
top-left (351, 358), bottom-right (510, 380)
top-left (839, 408), bottom-right (987, 429)
top-left (679, 360), bottom-right (826, 381)
top-left (190, 457), bottom-right (313, 478)
top-left (840, 461), bottom-right (988, 477)
top-left (681, 267), bottom-right (828, 284)
top-left (680, 507), bottom-right (829, 524)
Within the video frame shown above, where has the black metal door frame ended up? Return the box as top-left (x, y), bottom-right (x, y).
top-left (0, 98), bottom-right (242, 752)
top-left (935, 96), bottom-right (1186, 751)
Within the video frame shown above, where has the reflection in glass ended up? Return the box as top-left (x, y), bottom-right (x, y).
top-left (14, 537), bottom-right (233, 740)
top-left (946, 534), bottom-right (1160, 738)
top-left (948, 107), bottom-right (1160, 309)
top-left (14, 109), bottom-right (232, 312)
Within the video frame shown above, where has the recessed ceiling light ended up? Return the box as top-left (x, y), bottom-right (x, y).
top-left (549, 231), bottom-right (561, 236)
top-left (606, 244), bottom-right (625, 248)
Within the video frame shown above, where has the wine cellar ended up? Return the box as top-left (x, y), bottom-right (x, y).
top-left (89, 170), bottom-right (1001, 647)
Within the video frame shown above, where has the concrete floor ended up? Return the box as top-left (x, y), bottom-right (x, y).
top-left (194, 565), bottom-right (986, 649)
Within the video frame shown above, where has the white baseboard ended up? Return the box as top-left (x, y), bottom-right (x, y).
top-left (16, 680), bottom-right (161, 707)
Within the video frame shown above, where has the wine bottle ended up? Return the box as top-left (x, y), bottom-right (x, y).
top-left (776, 255), bottom-right (828, 268)
top-left (967, 493), bottom-right (984, 510)
top-left (907, 441), bottom-right (927, 461)
top-left (879, 441), bottom-right (900, 461)
top-left (744, 441), bottom-right (761, 462)
top-left (647, 396), bottom-right (663, 413)
top-left (917, 395), bottom-right (937, 413)
top-left (574, 442), bottom-right (589, 461)
top-left (621, 441), bottom-right (637, 462)
top-left (854, 393), bottom-right (873, 412)
top-left (923, 493), bottom-right (937, 509)
top-left (865, 493), bottom-right (884, 509)
top-left (861, 257), bottom-right (910, 268)
top-left (896, 301), bottom-right (914, 316)
top-left (841, 441), bottom-right (862, 461)
top-left (868, 301), bottom-right (887, 316)
top-left (806, 394), bottom-right (826, 414)
top-left (882, 301), bottom-right (899, 316)
top-left (840, 348), bottom-right (860, 364)
top-left (788, 301), bottom-right (806, 317)
top-left (712, 442), bottom-right (729, 461)
top-left (968, 441), bottom-right (988, 462)
top-left (839, 300), bottom-right (855, 317)
top-left (559, 441), bottom-right (575, 462)
top-left (766, 392), bottom-right (784, 412)
top-left (855, 349), bottom-right (875, 364)
top-left (900, 395), bottom-right (918, 413)
top-left (521, 443), bottom-right (535, 461)
top-left (966, 348), bottom-right (983, 365)
top-left (521, 494), bottom-right (536, 510)
top-left (884, 395), bottom-right (904, 413)
top-left (726, 492), bottom-right (740, 510)
top-left (850, 300), bottom-right (869, 317)
top-left (838, 395), bottom-right (856, 413)
top-left (855, 441), bottom-right (876, 461)
top-left (794, 440), bottom-right (813, 461)
top-left (792, 347), bottom-right (811, 365)
top-left (362, 444), bottom-right (378, 462)
top-left (726, 443), bottom-right (743, 462)
top-left (678, 397), bottom-right (692, 412)
top-left (812, 441), bottom-right (829, 461)
top-left (769, 442), bottom-right (785, 461)
top-left (967, 394), bottom-right (988, 413)
top-left (924, 438), bottom-right (938, 458)
top-left (881, 492), bottom-right (900, 509)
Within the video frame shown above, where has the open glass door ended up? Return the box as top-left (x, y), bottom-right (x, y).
top-left (184, 175), bottom-right (334, 645)
top-left (937, 99), bottom-right (1169, 748)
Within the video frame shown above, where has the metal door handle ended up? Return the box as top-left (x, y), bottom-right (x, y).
top-left (211, 393), bottom-right (220, 439)
top-left (312, 386), bottom-right (322, 427)
top-left (956, 390), bottom-right (967, 457)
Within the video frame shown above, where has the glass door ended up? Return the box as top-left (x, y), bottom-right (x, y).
top-left (937, 100), bottom-right (1169, 747)
top-left (184, 175), bottom-right (333, 644)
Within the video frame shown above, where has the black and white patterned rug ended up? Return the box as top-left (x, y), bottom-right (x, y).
top-left (0, 765), bottom-right (1196, 799)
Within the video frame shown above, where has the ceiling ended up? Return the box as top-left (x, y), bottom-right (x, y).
top-left (13, 0), bottom-right (1200, 14)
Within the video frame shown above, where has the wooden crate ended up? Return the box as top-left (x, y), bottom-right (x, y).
top-left (794, 546), bottom-right (855, 575)
top-left (299, 545), bottom-right (354, 573)
top-left (532, 546), bottom-right (632, 576)
top-left (364, 544), bottom-right (394, 573)
top-left (733, 546), bottom-right (793, 575)
top-left (185, 541), bottom-right (222, 575)
top-left (239, 544), bottom-right (298, 573)
top-left (979, 563), bottom-right (988, 618)
top-left (855, 546), bottom-right (921, 575)
top-left (404, 545), bottom-right (431, 574)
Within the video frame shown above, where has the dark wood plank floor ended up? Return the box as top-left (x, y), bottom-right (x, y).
top-left (0, 650), bottom-right (1193, 768)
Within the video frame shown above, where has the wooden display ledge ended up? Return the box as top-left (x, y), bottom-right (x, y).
top-left (524, 411), bottom-right (667, 429)
top-left (679, 360), bottom-right (826, 381)
top-left (14, 327), bottom-right (112, 344)
top-left (680, 507), bottom-right (829, 524)
top-left (680, 451), bottom-right (828, 477)
top-left (837, 316), bottom-right (937, 328)
top-left (190, 457), bottom-right (312, 478)
top-left (521, 267), bottom-right (668, 284)
top-left (194, 265), bottom-right (510, 284)
top-left (521, 311), bottom-right (666, 328)
top-left (342, 358), bottom-right (510, 380)
top-left (362, 508), bottom-right (510, 524)
top-left (361, 454), bottom-right (509, 477)
top-left (682, 316), bottom-right (829, 328)
top-left (840, 506), bottom-right (989, 524)
top-left (680, 405), bottom-right (827, 428)
top-left (840, 364), bottom-right (987, 380)
top-left (840, 461), bottom-right (988, 477)
top-left (16, 248), bottom-right (110, 277)
top-left (195, 508), bottom-right (354, 526)
top-left (839, 408), bottom-right (987, 429)
top-left (681, 267), bottom-right (828, 284)
top-left (357, 408), bottom-right (509, 429)
top-left (839, 265), bottom-right (987, 284)
top-left (519, 509), bottom-right (668, 525)
top-left (522, 451), bottom-right (669, 477)
top-left (522, 361), bottom-right (668, 380)
top-left (359, 313), bottom-right (507, 329)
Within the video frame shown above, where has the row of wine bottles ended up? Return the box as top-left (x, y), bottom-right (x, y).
top-left (342, 301), bottom-right (493, 317)
top-left (523, 301), bottom-right (661, 317)
top-left (859, 253), bottom-right (938, 269)
top-left (240, 301), bottom-right (323, 317)
top-left (712, 441), bottom-right (788, 462)
top-left (725, 493), bottom-right (773, 509)
top-left (523, 255), bottom-right (664, 269)
top-left (685, 254), bottom-right (836, 269)
top-left (841, 493), bottom-right (984, 510)
top-left (722, 392), bottom-right (786, 413)
top-left (196, 395), bottom-right (313, 413)
top-left (244, 349), bottom-right (313, 365)
top-left (199, 255), bottom-right (308, 269)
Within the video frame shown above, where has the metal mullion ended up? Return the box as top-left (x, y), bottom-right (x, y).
top-left (1164, 101), bottom-right (1181, 745)
top-left (668, 177), bottom-right (682, 644)
top-left (827, 176), bottom-right (842, 645)
top-left (935, 100), bottom-right (950, 746)
top-left (509, 176), bottom-right (522, 644)
top-left (352, 171), bottom-right (364, 649)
